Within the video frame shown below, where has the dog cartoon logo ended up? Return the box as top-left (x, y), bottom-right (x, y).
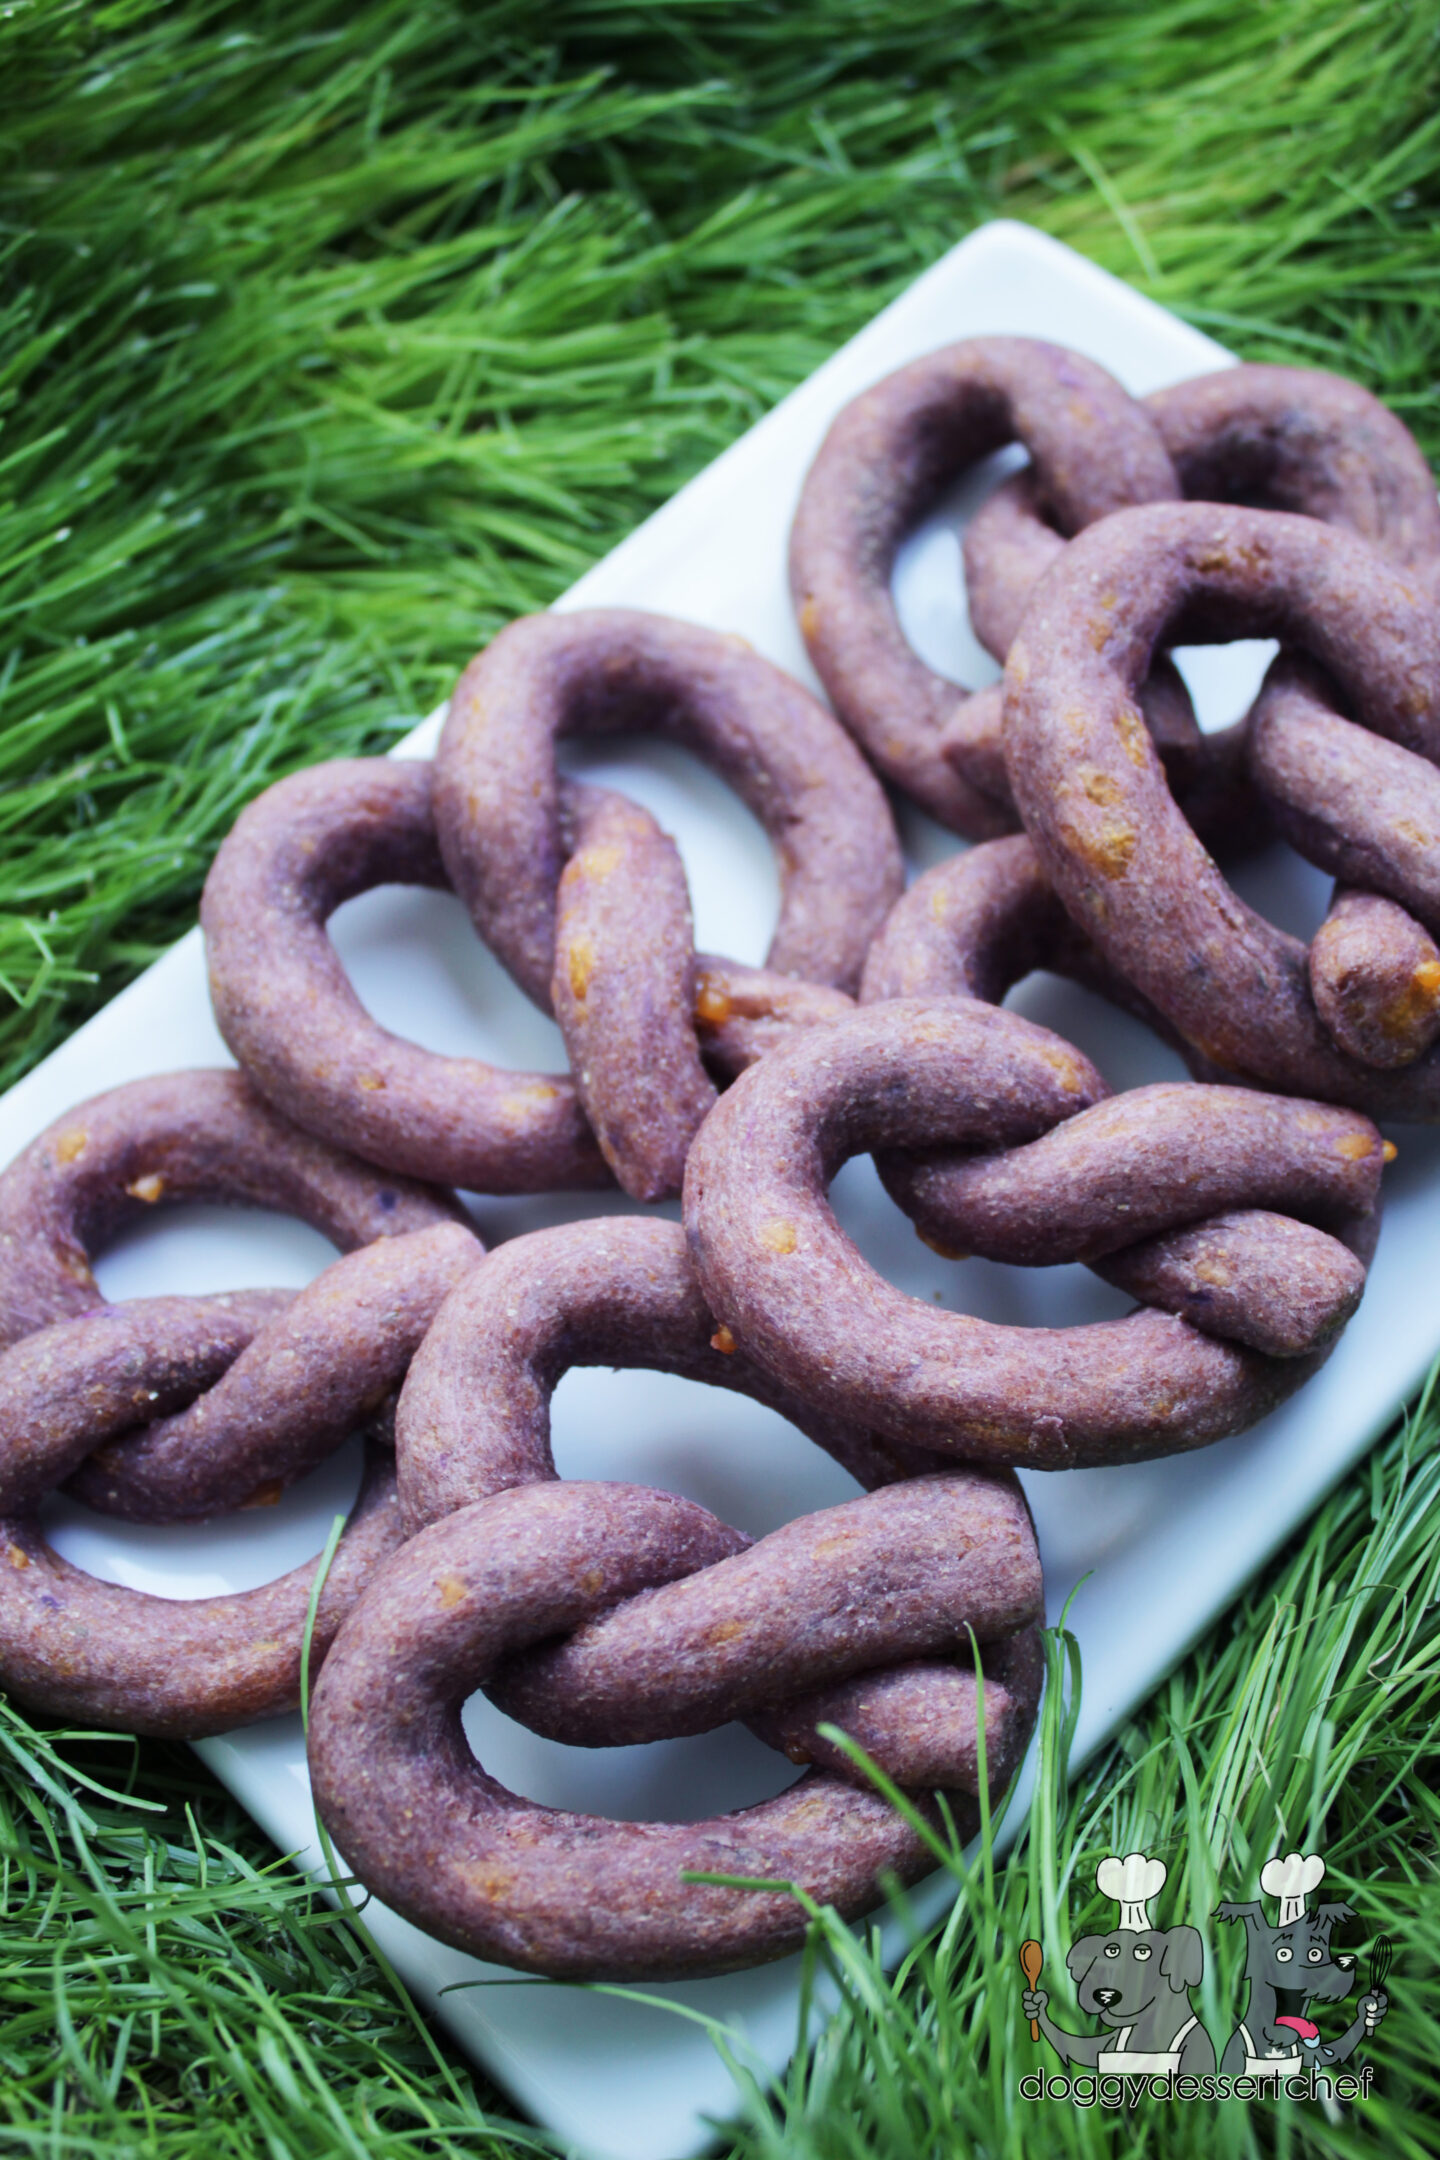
top-left (1216, 1850), bottom-right (1388, 2080)
top-left (1020, 1851), bottom-right (1215, 2074)
top-left (1019, 1844), bottom-right (1391, 2104)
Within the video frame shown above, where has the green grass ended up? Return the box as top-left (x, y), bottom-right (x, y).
top-left (1, 0), bottom-right (1438, 2152)
top-left (718, 1385), bottom-right (1440, 2156)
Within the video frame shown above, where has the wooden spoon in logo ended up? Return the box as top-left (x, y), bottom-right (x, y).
top-left (1019, 1938), bottom-right (1044, 2041)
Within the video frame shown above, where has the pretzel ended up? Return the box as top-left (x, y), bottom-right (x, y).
top-left (308, 1216), bottom-right (1043, 1980)
top-left (0, 1068), bottom-right (467, 1351)
top-left (0, 1068), bottom-right (480, 1529)
top-left (859, 831), bottom-right (1174, 1038)
top-left (434, 608), bottom-right (903, 1199)
top-left (691, 956), bottom-right (854, 1082)
top-left (682, 1000), bottom-right (1383, 1468)
top-left (933, 659), bottom-right (1250, 845)
top-left (64, 1220), bottom-right (481, 1520)
top-left (1307, 888), bottom-right (1440, 1071)
top-left (0, 1297), bottom-right (405, 1736)
top-left (1151, 363), bottom-right (1440, 571)
top-left (788, 336), bottom-right (1178, 834)
top-left (203, 759), bottom-right (614, 1194)
top-left (396, 1215), bottom-right (941, 1531)
top-left (962, 360), bottom-right (1440, 660)
top-left (1002, 501), bottom-right (1440, 1115)
top-left (952, 361), bottom-right (1440, 839)
top-left (0, 1064), bottom-right (481, 1729)
top-left (311, 1477), bottom-right (1041, 1981)
top-left (856, 840), bottom-right (1394, 1278)
top-left (1247, 656), bottom-right (1440, 1066)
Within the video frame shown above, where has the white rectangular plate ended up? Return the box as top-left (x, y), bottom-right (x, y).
top-left (7, 220), bottom-right (1436, 2160)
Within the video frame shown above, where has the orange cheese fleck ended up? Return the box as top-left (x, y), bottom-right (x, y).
top-left (567, 935), bottom-right (596, 1002)
top-left (695, 979), bottom-right (732, 1027)
top-left (575, 843), bottom-right (624, 881)
top-left (1115, 703), bottom-right (1150, 770)
top-left (501, 1084), bottom-right (559, 1118)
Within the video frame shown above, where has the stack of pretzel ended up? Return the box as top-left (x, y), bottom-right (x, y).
top-left (0, 331), bottom-right (1433, 1983)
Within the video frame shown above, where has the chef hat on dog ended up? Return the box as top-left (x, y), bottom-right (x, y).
top-left (1096, 1852), bottom-right (1167, 1932)
top-left (1260, 1851), bottom-right (1326, 1927)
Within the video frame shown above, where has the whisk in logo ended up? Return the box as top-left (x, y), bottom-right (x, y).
top-left (1018, 1849), bottom-right (1390, 2109)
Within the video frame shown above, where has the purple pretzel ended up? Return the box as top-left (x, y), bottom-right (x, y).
top-left (857, 838), bottom-right (1393, 1302)
top-left (1002, 502), bottom-right (1440, 1113)
top-left (309, 1478), bottom-right (1042, 1981)
top-left (203, 759), bottom-right (614, 1194)
top-left (0, 1062), bottom-right (482, 1727)
top-left (788, 336), bottom-right (1178, 834)
top-left (683, 1000), bottom-right (1383, 1467)
top-left (0, 1069), bottom-right (480, 1522)
top-left (433, 608), bottom-right (902, 1201)
top-left (307, 1217), bottom-right (1043, 1980)
top-left (955, 361), bottom-right (1440, 849)
top-left (1247, 657), bottom-right (1440, 1067)
top-left (0, 1067), bottom-right (466, 1351)
top-left (64, 1221), bottom-right (481, 1521)
top-left (956, 360), bottom-right (1440, 839)
top-left (963, 361), bottom-right (1440, 658)
top-left (0, 1295), bottom-right (406, 1736)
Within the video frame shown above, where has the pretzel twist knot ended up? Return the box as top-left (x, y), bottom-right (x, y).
top-left (307, 1217), bottom-right (1043, 1981)
top-left (202, 760), bottom-right (615, 1196)
top-left (948, 361), bottom-right (1440, 849)
top-left (683, 1000), bottom-right (1383, 1469)
top-left (432, 608), bottom-right (903, 1200)
top-left (963, 360), bottom-right (1440, 663)
top-left (788, 335), bottom-right (1179, 836)
top-left (1003, 502), bottom-right (1440, 1109)
top-left (954, 373), bottom-right (1440, 1073)
top-left (0, 1070), bottom-right (483, 1734)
